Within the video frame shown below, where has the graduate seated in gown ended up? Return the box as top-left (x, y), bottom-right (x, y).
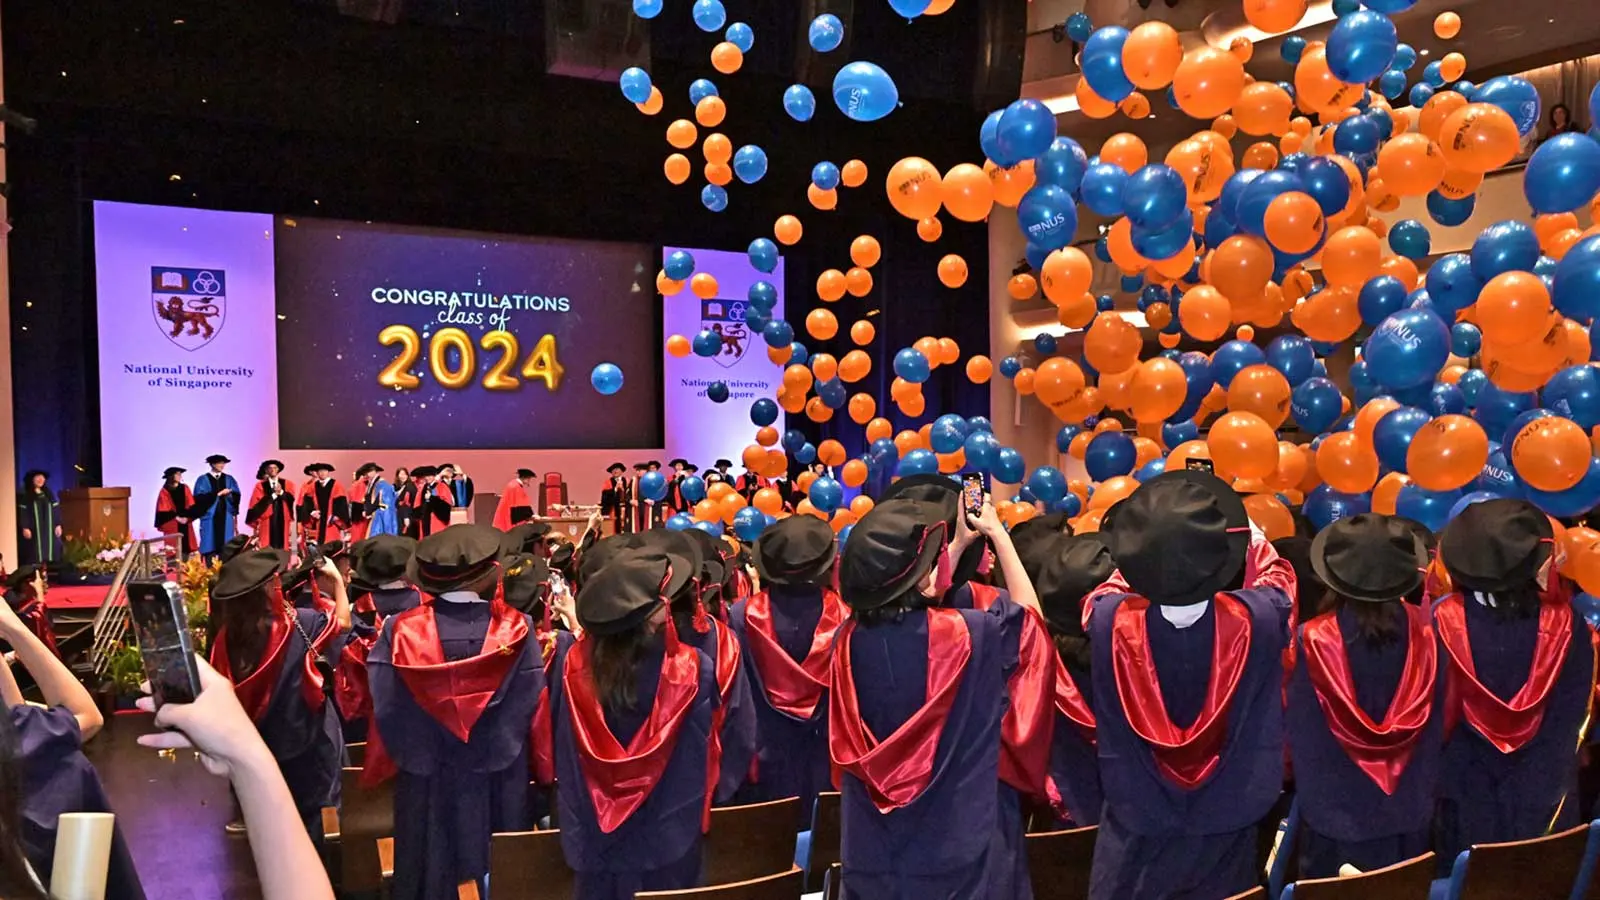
top-left (334, 535), bottom-right (421, 741)
top-left (1084, 470), bottom-right (1296, 900)
top-left (1432, 500), bottom-right (1597, 862)
top-left (208, 550), bottom-right (348, 840)
top-left (727, 515), bottom-right (844, 822)
top-left (1286, 514), bottom-right (1445, 879)
top-left (364, 524), bottom-right (543, 900)
top-left (0, 579), bottom-right (145, 899)
top-left (550, 546), bottom-right (719, 900)
top-left (1016, 532), bottom-right (1109, 829)
top-left (830, 497), bottom-right (1043, 900)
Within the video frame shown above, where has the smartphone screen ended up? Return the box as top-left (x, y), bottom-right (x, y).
top-left (1185, 458), bottom-right (1216, 474)
top-left (962, 473), bottom-right (985, 517)
top-left (125, 580), bottom-right (202, 707)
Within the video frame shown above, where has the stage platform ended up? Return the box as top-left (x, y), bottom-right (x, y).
top-left (48, 583), bottom-right (117, 610)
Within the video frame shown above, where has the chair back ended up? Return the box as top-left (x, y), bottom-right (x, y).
top-left (808, 792), bottom-right (842, 885)
top-left (822, 862), bottom-right (842, 900)
top-left (1024, 825), bottom-right (1097, 900)
top-left (704, 798), bottom-right (802, 885)
top-left (539, 473), bottom-right (567, 515)
top-left (1455, 824), bottom-right (1591, 900)
top-left (1283, 852), bottom-right (1435, 900)
top-left (635, 866), bottom-right (802, 899)
top-left (338, 767), bottom-right (395, 893)
top-left (1224, 889), bottom-right (1266, 900)
top-left (489, 829), bottom-right (573, 900)
top-left (346, 741), bottom-right (366, 769)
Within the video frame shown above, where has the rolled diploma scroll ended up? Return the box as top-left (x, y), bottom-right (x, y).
top-left (50, 812), bottom-right (113, 900)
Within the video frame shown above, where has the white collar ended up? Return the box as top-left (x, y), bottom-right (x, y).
top-left (1471, 591), bottom-right (1498, 609)
top-left (378, 580), bottom-right (408, 590)
top-left (1158, 599), bottom-right (1210, 629)
top-left (438, 590), bottom-right (486, 604)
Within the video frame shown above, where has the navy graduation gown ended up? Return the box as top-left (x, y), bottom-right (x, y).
top-left (367, 599), bottom-right (541, 900)
top-left (1086, 586), bottom-right (1293, 900)
top-left (678, 616), bottom-right (756, 803)
top-left (550, 633), bottom-right (718, 900)
top-left (831, 606), bottom-right (1009, 900)
top-left (371, 586), bottom-right (422, 619)
top-left (727, 585), bottom-right (840, 821)
top-left (1285, 605), bottom-right (1444, 878)
top-left (1434, 593), bottom-right (1598, 861)
top-left (192, 471), bottom-right (240, 556)
top-left (1049, 658), bottom-right (1102, 828)
top-left (13, 706), bottom-right (146, 900)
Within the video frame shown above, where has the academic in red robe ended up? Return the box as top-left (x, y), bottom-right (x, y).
top-left (493, 475), bottom-right (535, 531)
top-left (600, 464), bottom-right (631, 534)
top-left (297, 467), bottom-right (350, 547)
top-left (154, 471), bottom-right (200, 557)
top-left (245, 466), bottom-right (296, 551)
top-left (408, 474), bottom-right (453, 538)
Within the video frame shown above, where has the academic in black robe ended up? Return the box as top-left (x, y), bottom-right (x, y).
top-left (16, 482), bottom-right (61, 567)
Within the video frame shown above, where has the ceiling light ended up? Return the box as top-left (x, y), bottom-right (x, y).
top-left (1419, 48), bottom-right (1430, 56)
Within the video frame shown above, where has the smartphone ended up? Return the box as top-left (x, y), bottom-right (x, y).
top-left (1185, 458), bottom-right (1216, 474)
top-left (962, 473), bottom-right (986, 518)
top-left (124, 580), bottom-right (202, 707)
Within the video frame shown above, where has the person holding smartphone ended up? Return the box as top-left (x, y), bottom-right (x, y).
top-left (208, 549), bottom-right (347, 839)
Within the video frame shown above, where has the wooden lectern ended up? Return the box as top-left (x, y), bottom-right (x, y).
top-left (60, 488), bottom-right (131, 543)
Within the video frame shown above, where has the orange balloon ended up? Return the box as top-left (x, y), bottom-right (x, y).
top-left (1129, 357), bottom-right (1188, 423)
top-left (840, 459), bottom-right (868, 488)
top-left (812, 353), bottom-right (840, 383)
top-left (966, 355), bottom-right (994, 384)
top-left (1179, 284), bottom-right (1233, 341)
top-left (1536, 213), bottom-right (1581, 249)
top-left (1105, 218), bottom-right (1148, 274)
top-left (850, 494), bottom-right (875, 517)
top-left (1172, 47), bottom-right (1247, 119)
top-left (1243, 0), bottom-right (1308, 33)
top-left (658, 272), bottom-right (684, 298)
top-left (1208, 412), bottom-right (1279, 480)
top-left (704, 162), bottom-right (733, 186)
top-left (1057, 292), bottom-right (1098, 329)
top-left (693, 498), bottom-right (721, 522)
top-left (1100, 133), bottom-right (1149, 174)
top-left (774, 214), bottom-right (803, 245)
top-left (1322, 226), bottom-right (1383, 287)
top-left (666, 119), bottom-right (698, 149)
top-left (1264, 191), bottom-right (1325, 254)
top-left (816, 270), bottom-right (846, 303)
top-left (841, 159), bottom-right (868, 188)
top-left (1317, 431), bottom-right (1380, 494)
top-left (636, 86), bottom-right (664, 115)
top-left (1212, 114), bottom-right (1240, 139)
top-left (1083, 314), bottom-right (1142, 375)
top-left (1166, 439), bottom-right (1213, 472)
top-left (885, 157), bottom-right (943, 220)
top-left (845, 267), bottom-right (873, 298)
top-left (936, 338), bottom-right (961, 366)
top-left (1407, 414), bottom-right (1489, 491)
top-left (1008, 273), bottom-right (1038, 300)
top-left (753, 488), bottom-right (784, 516)
top-left (1294, 46), bottom-right (1363, 115)
top-left (806, 308), bottom-right (839, 341)
top-left (694, 95), bottom-right (726, 127)
top-left (1033, 357), bottom-right (1090, 420)
top-left (1041, 247), bottom-right (1095, 305)
top-left (666, 334), bottom-right (691, 357)
top-left (940, 163), bottom-right (994, 223)
top-left (702, 133), bottom-right (732, 165)
top-left (1209, 235), bottom-right (1274, 306)
top-left (985, 160), bottom-right (1036, 207)
top-left (893, 430), bottom-right (923, 456)
top-left (1076, 78), bottom-right (1117, 119)
top-left (1122, 21), bottom-right (1183, 90)
top-left (850, 320), bottom-right (876, 345)
top-left (1227, 364), bottom-right (1292, 429)
top-left (690, 272), bottom-right (719, 299)
top-left (1354, 397), bottom-right (1403, 451)
top-left (1512, 417), bottom-right (1592, 492)
top-left (937, 254), bottom-right (969, 288)
top-left (1378, 254), bottom-right (1421, 291)
top-left (1371, 472), bottom-right (1409, 515)
top-left (865, 417), bottom-right (893, 443)
top-left (1243, 494), bottom-right (1295, 540)
top-left (710, 41), bottom-right (743, 74)
top-left (805, 397), bottom-right (834, 423)
top-left (1376, 133), bottom-right (1446, 196)
top-left (756, 425), bottom-right (780, 447)
top-left (1229, 37), bottom-right (1255, 63)
top-left (1120, 92), bottom-right (1152, 120)
top-left (847, 393), bottom-right (876, 426)
top-left (1439, 52), bottom-right (1467, 83)
top-left (1089, 476), bottom-right (1140, 512)
top-left (770, 345), bottom-right (795, 368)
top-left (663, 153), bottom-right (691, 185)
top-left (1242, 141), bottom-right (1281, 171)
top-left (1435, 11), bottom-right (1461, 38)
top-left (1477, 271), bottom-right (1552, 345)
top-left (808, 184), bottom-right (838, 211)
top-left (850, 235), bottom-right (882, 268)
top-left (917, 217), bottom-right (943, 242)
top-left (1166, 137), bottom-right (1235, 202)
top-left (1419, 91), bottom-right (1468, 142)
top-left (1234, 82), bottom-right (1294, 136)
top-left (839, 349), bottom-right (872, 382)
top-left (1268, 440), bottom-right (1309, 491)
top-left (1439, 103), bottom-right (1520, 174)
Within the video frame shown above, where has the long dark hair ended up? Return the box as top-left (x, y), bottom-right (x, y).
top-left (215, 584), bottom-right (275, 679)
top-left (0, 715), bottom-right (49, 899)
top-left (394, 467), bottom-right (410, 485)
top-left (588, 623), bottom-right (655, 712)
top-left (854, 591), bottom-right (932, 628)
top-left (1317, 592), bottom-right (1404, 647)
top-left (19, 472), bottom-right (49, 500)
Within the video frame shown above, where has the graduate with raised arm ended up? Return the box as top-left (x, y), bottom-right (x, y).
top-left (493, 469), bottom-right (538, 531)
top-left (246, 461), bottom-right (297, 551)
top-left (155, 466), bottom-right (200, 559)
top-left (407, 467), bottom-right (453, 538)
top-left (192, 455), bottom-right (241, 563)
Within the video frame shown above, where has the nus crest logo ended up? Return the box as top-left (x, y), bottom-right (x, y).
top-left (152, 267), bottom-right (226, 351)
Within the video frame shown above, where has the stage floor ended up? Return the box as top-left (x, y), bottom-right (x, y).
top-left (48, 584), bottom-right (116, 610)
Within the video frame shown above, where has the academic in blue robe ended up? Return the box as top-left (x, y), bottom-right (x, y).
top-left (678, 617), bottom-right (757, 804)
top-left (365, 479), bottom-right (400, 537)
top-left (12, 705), bottom-right (146, 900)
top-left (550, 634), bottom-right (717, 900)
top-left (836, 606), bottom-right (1010, 900)
top-left (367, 601), bottom-right (541, 900)
top-left (1285, 605), bottom-right (1444, 878)
top-left (192, 471), bottom-right (241, 557)
top-left (1087, 587), bottom-right (1292, 900)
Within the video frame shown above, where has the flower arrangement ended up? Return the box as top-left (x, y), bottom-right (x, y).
top-left (176, 554), bottom-right (220, 639)
top-left (64, 532), bottom-right (133, 576)
top-left (106, 643), bottom-right (145, 696)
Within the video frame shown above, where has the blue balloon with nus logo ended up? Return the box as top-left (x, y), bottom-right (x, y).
top-left (1304, 484), bottom-right (1372, 530)
top-left (1292, 377), bottom-right (1343, 434)
top-left (1430, 383), bottom-right (1466, 416)
top-left (1017, 184), bottom-right (1078, 251)
top-left (1365, 308), bottom-right (1450, 390)
top-left (832, 61), bottom-right (899, 122)
top-left (1472, 442), bottom-right (1520, 497)
top-left (733, 506), bottom-right (766, 542)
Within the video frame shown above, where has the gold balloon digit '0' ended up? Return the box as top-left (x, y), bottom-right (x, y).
top-left (428, 328), bottom-right (475, 390)
top-left (479, 330), bottom-right (522, 391)
top-left (377, 325), bottom-right (422, 390)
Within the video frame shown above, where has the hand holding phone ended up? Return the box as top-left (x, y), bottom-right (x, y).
top-left (962, 473), bottom-right (985, 519)
top-left (125, 580), bottom-right (203, 707)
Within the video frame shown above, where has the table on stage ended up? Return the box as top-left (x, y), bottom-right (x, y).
top-left (542, 516), bottom-right (618, 540)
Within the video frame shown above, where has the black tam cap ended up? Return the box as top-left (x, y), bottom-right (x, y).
top-left (205, 454), bottom-right (231, 465)
top-left (5, 565), bottom-right (42, 595)
top-left (715, 459), bottom-right (733, 469)
top-left (213, 549), bottom-right (290, 602)
top-left (219, 534), bottom-right (252, 563)
top-left (411, 465), bottom-right (439, 478)
top-left (517, 468), bottom-right (537, 479)
top-left (500, 521), bottom-right (553, 557)
top-left (163, 467), bottom-right (187, 479)
top-left (1311, 513), bottom-right (1428, 603)
top-left (407, 524), bottom-right (502, 594)
top-left (1440, 499), bottom-right (1554, 593)
top-left (1024, 533), bottom-right (1114, 636)
top-left (755, 515), bottom-right (836, 586)
top-left (839, 499), bottom-right (950, 610)
top-left (577, 548), bottom-right (693, 636)
top-left (503, 553), bottom-right (551, 614)
top-left (608, 462), bottom-right (627, 474)
top-left (351, 534), bottom-right (417, 590)
top-left (1105, 469), bottom-right (1250, 607)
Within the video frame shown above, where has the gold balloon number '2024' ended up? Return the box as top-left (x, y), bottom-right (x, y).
top-left (377, 325), bottom-right (564, 392)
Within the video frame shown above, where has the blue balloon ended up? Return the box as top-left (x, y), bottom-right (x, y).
top-left (679, 475), bottom-right (708, 506)
top-left (1424, 253), bottom-right (1483, 316)
top-left (1475, 75), bottom-right (1541, 136)
top-left (747, 238), bottom-right (779, 274)
top-left (886, 0), bottom-right (930, 17)
top-left (665, 513), bottom-right (695, 531)
top-left (1237, 170), bottom-right (1307, 237)
top-left (1524, 457), bottom-right (1600, 518)
top-left (996, 99), bottom-right (1057, 166)
top-left (748, 280), bottom-right (778, 310)
top-left (1026, 467), bottom-right (1067, 505)
top-left (781, 429), bottom-right (807, 453)
top-left (1085, 432), bottom-right (1137, 481)
top-left (1211, 340), bottom-right (1267, 390)
top-left (1458, 369), bottom-right (1488, 405)
top-left (1051, 494), bottom-right (1084, 518)
top-left (1292, 377), bottom-right (1344, 434)
top-left (1298, 157), bottom-right (1352, 217)
top-left (1218, 169), bottom-right (1263, 223)
top-left (930, 415), bottom-right (967, 454)
top-left (1282, 35), bottom-right (1307, 64)
top-left (1425, 190), bottom-right (1475, 227)
top-left (832, 61), bottom-right (899, 122)
top-left (1535, 255), bottom-right (1559, 277)
top-left (1266, 335), bottom-right (1316, 386)
top-left (663, 250), bottom-right (695, 281)
top-left (692, 329), bottom-right (722, 358)
top-left (809, 477), bottom-right (843, 514)
top-left (999, 356), bottom-right (1022, 378)
top-left (1378, 69), bottom-right (1407, 100)
top-left (691, 0), bottom-right (726, 31)
top-left (1016, 184), bottom-right (1078, 250)
top-left (1326, 10), bottom-right (1398, 84)
top-left (965, 431), bottom-right (1000, 471)
top-left (1174, 351), bottom-right (1214, 421)
top-left (725, 21), bottom-right (754, 52)
top-left (1162, 419), bottom-right (1199, 448)
top-left (1055, 425), bottom-right (1081, 453)
top-left (796, 442), bottom-right (817, 465)
top-left (1554, 236), bottom-right (1600, 320)
top-left (993, 448), bottom-right (1026, 486)
top-left (1473, 442), bottom-right (1521, 498)
top-left (1450, 322), bottom-right (1482, 357)
top-left (979, 110), bottom-right (1007, 165)
top-left (1448, 490), bottom-right (1502, 522)
top-left (1430, 383), bottom-right (1466, 417)
top-left (1034, 333), bottom-right (1058, 356)
top-left (1333, 114), bottom-right (1382, 156)
top-left (817, 378), bottom-right (847, 410)
top-left (762, 320), bottom-right (793, 349)
top-left (969, 416), bottom-right (994, 434)
top-left (744, 308), bottom-right (769, 334)
top-left (1130, 211), bottom-right (1194, 261)
top-left (894, 348), bottom-right (931, 383)
top-left (1394, 483), bottom-right (1460, 533)
top-left (1204, 208), bottom-right (1238, 248)
top-left (1500, 408), bottom-right (1554, 452)
top-left (732, 507), bottom-right (766, 542)
top-left (689, 78), bottom-right (719, 105)
top-left (1393, 43), bottom-right (1417, 71)
top-left (1471, 220), bottom-right (1540, 282)
top-left (1358, 275), bottom-right (1409, 326)
top-left (808, 14), bottom-right (844, 52)
top-left (1422, 60), bottom-right (1445, 87)
top-left (1065, 12), bottom-right (1092, 42)
top-left (1373, 406), bottom-right (1430, 472)
top-left (783, 84), bottom-right (816, 122)
top-left (1545, 365), bottom-right (1600, 430)
top-left (1525, 133), bottom-right (1600, 214)
top-left (706, 381), bottom-right (729, 403)
top-left (633, 0), bottom-right (662, 17)
top-left (1304, 484), bottom-right (1372, 530)
top-left (1472, 383), bottom-right (1538, 439)
top-left (691, 519), bottom-right (725, 538)
top-left (1080, 163), bottom-right (1128, 217)
top-left (732, 145), bottom-right (768, 184)
top-left (1123, 165), bottom-right (1189, 232)
top-left (590, 362), bottom-right (625, 395)
top-left (1036, 137), bottom-right (1089, 194)
top-left (1388, 219), bottom-right (1431, 260)
top-left (811, 161), bottom-right (840, 190)
top-left (700, 185), bottom-right (728, 212)
top-left (1365, 308), bottom-right (1450, 390)
top-left (618, 67), bottom-right (653, 104)
top-left (1081, 26), bottom-right (1134, 103)
top-left (639, 471), bottom-right (668, 501)
top-left (1025, 243), bottom-right (1050, 274)
top-left (748, 399), bottom-right (779, 428)
top-left (1331, 0), bottom-right (1359, 13)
